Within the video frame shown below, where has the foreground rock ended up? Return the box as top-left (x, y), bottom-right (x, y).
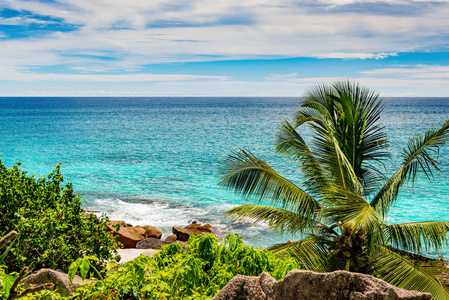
top-left (21, 269), bottom-right (93, 297)
top-left (172, 223), bottom-right (214, 242)
top-left (213, 270), bottom-right (432, 300)
top-left (107, 221), bottom-right (162, 248)
top-left (136, 237), bottom-right (169, 249)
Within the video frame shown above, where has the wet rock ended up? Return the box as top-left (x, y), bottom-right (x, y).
top-left (172, 223), bottom-right (214, 242)
top-left (107, 221), bottom-right (162, 248)
top-left (213, 270), bottom-right (432, 300)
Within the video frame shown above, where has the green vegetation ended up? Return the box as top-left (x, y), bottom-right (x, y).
top-left (7, 234), bottom-right (300, 299)
top-left (220, 81), bottom-right (449, 298)
top-left (0, 160), bottom-right (118, 273)
top-left (2, 81), bottom-right (449, 299)
top-left (0, 157), bottom-right (299, 299)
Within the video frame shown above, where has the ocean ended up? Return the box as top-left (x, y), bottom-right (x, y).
top-left (0, 97), bottom-right (448, 255)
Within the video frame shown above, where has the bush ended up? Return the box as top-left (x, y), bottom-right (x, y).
top-left (65, 233), bottom-right (300, 300)
top-left (0, 160), bottom-right (118, 273)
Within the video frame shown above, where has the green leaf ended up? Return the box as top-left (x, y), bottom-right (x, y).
top-left (275, 120), bottom-right (328, 196)
top-left (68, 259), bottom-right (80, 283)
top-left (371, 119), bottom-right (449, 217)
top-left (85, 255), bottom-right (99, 261)
top-left (219, 149), bottom-right (321, 219)
top-left (268, 235), bottom-right (333, 272)
top-left (294, 80), bottom-right (389, 195)
top-left (225, 204), bottom-right (318, 235)
top-left (0, 233), bottom-right (19, 264)
top-left (106, 261), bottom-right (118, 271)
top-left (80, 258), bottom-right (90, 280)
top-left (385, 221), bottom-right (449, 253)
top-left (3, 274), bottom-right (15, 298)
top-left (372, 246), bottom-right (449, 299)
top-left (322, 186), bottom-right (385, 247)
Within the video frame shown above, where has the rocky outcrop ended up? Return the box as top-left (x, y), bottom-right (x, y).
top-left (172, 223), bottom-right (214, 242)
top-left (21, 269), bottom-right (93, 297)
top-left (165, 234), bottom-right (178, 243)
top-left (108, 220), bottom-right (133, 228)
top-left (213, 270), bottom-right (432, 300)
top-left (136, 237), bottom-right (168, 249)
top-left (135, 225), bottom-right (163, 239)
top-left (107, 221), bottom-right (162, 248)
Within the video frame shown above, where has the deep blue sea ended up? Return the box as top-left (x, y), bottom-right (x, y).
top-left (0, 97), bottom-right (448, 255)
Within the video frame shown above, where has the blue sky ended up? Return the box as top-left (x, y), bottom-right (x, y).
top-left (1, 0), bottom-right (449, 96)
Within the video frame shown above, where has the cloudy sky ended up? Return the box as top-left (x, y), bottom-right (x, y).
top-left (1, 0), bottom-right (449, 96)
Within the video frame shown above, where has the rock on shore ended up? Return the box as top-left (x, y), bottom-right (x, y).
top-left (213, 270), bottom-right (432, 300)
top-left (172, 223), bottom-right (214, 241)
top-left (107, 221), bottom-right (162, 248)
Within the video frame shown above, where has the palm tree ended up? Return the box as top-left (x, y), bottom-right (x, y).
top-left (219, 81), bottom-right (449, 299)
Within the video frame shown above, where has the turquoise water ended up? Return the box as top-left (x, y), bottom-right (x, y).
top-left (0, 97), bottom-right (448, 254)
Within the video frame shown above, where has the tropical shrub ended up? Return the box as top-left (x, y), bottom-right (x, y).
top-left (220, 81), bottom-right (449, 298)
top-left (23, 234), bottom-right (300, 300)
top-left (0, 160), bottom-right (118, 273)
top-left (0, 231), bottom-right (18, 299)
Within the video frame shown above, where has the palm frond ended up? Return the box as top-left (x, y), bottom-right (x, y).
top-left (331, 136), bottom-right (364, 194)
top-left (358, 166), bottom-right (388, 196)
top-left (275, 120), bottom-right (328, 196)
top-left (224, 204), bottom-right (318, 235)
top-left (371, 119), bottom-right (449, 217)
top-left (294, 83), bottom-right (334, 129)
top-left (294, 106), bottom-right (328, 127)
top-left (385, 221), bottom-right (449, 253)
top-left (219, 149), bottom-right (322, 219)
top-left (294, 81), bottom-right (389, 195)
top-left (304, 122), bottom-right (363, 195)
top-left (322, 186), bottom-right (385, 250)
top-left (371, 246), bottom-right (449, 299)
top-left (268, 235), bottom-right (334, 272)
top-left (332, 81), bottom-right (387, 161)
top-left (386, 246), bottom-right (441, 263)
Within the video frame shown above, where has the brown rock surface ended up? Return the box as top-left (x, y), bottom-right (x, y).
top-left (107, 221), bottom-right (162, 248)
top-left (165, 234), bottom-right (178, 243)
top-left (213, 270), bottom-right (432, 300)
top-left (21, 269), bottom-right (93, 297)
top-left (111, 226), bottom-right (146, 248)
top-left (136, 225), bottom-right (162, 239)
top-left (107, 220), bottom-right (132, 229)
top-left (172, 223), bottom-right (214, 242)
top-left (136, 237), bottom-right (168, 249)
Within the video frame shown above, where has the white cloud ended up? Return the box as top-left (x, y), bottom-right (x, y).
top-left (265, 73), bottom-right (299, 80)
top-left (1, 0), bottom-right (449, 96)
top-left (0, 17), bottom-right (57, 25)
top-left (360, 65), bottom-right (449, 79)
top-left (1, 0), bottom-right (449, 69)
top-left (317, 52), bottom-right (398, 59)
top-left (0, 68), bottom-right (228, 82)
